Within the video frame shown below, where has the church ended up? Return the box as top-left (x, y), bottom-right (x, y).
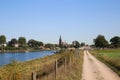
top-left (59, 36), bottom-right (68, 48)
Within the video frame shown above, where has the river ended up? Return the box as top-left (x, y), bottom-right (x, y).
top-left (0, 50), bottom-right (55, 66)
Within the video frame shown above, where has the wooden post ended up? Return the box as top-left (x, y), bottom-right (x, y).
top-left (32, 72), bottom-right (36, 80)
top-left (73, 54), bottom-right (74, 61)
top-left (69, 56), bottom-right (71, 66)
top-left (55, 60), bottom-right (58, 80)
top-left (64, 57), bottom-right (66, 73)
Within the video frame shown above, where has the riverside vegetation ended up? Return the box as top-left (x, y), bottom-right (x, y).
top-left (0, 50), bottom-right (84, 80)
top-left (91, 49), bottom-right (120, 76)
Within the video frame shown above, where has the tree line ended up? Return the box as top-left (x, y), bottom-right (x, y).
top-left (0, 35), bottom-right (43, 48)
top-left (1, 34), bottom-right (118, 50)
top-left (0, 35), bottom-right (86, 50)
top-left (94, 35), bottom-right (120, 48)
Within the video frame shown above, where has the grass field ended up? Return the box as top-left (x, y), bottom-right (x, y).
top-left (98, 49), bottom-right (120, 59)
top-left (0, 50), bottom-right (84, 80)
top-left (91, 49), bottom-right (120, 76)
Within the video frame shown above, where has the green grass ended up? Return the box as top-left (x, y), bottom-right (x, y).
top-left (91, 49), bottom-right (120, 76)
top-left (0, 52), bottom-right (65, 80)
top-left (0, 50), bottom-right (84, 80)
top-left (98, 49), bottom-right (120, 59)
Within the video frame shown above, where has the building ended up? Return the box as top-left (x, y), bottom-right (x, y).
top-left (59, 35), bottom-right (62, 48)
top-left (59, 36), bottom-right (68, 48)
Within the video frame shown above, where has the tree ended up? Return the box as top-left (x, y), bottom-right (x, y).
top-left (94, 35), bottom-right (109, 48)
top-left (0, 35), bottom-right (6, 45)
top-left (110, 36), bottom-right (120, 48)
top-left (28, 39), bottom-right (36, 47)
top-left (81, 42), bottom-right (85, 47)
top-left (72, 40), bottom-right (80, 48)
top-left (8, 38), bottom-right (18, 47)
top-left (45, 43), bottom-right (54, 49)
top-left (28, 39), bottom-right (43, 47)
top-left (37, 41), bottom-right (44, 47)
top-left (18, 37), bottom-right (26, 47)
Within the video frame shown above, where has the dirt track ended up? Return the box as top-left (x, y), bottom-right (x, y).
top-left (82, 50), bottom-right (120, 80)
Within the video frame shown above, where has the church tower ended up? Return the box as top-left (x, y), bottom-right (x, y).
top-left (59, 35), bottom-right (62, 48)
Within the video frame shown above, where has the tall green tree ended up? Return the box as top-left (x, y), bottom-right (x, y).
top-left (28, 39), bottom-right (43, 47)
top-left (110, 36), bottom-right (120, 48)
top-left (37, 41), bottom-right (44, 47)
top-left (94, 35), bottom-right (109, 48)
top-left (72, 40), bottom-right (80, 48)
top-left (28, 39), bottom-right (36, 47)
top-left (0, 35), bottom-right (6, 45)
top-left (18, 37), bottom-right (26, 47)
top-left (8, 38), bottom-right (18, 47)
top-left (81, 42), bottom-right (85, 47)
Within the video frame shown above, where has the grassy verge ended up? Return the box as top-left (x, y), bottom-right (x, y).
top-left (0, 50), bottom-right (84, 80)
top-left (56, 50), bottom-right (84, 80)
top-left (90, 49), bottom-right (120, 76)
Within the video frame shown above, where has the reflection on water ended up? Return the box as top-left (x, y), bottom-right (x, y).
top-left (0, 50), bottom-right (55, 66)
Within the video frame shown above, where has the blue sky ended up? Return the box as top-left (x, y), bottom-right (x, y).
top-left (0, 0), bottom-right (120, 44)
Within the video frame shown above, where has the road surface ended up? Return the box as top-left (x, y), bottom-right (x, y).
top-left (82, 50), bottom-right (120, 80)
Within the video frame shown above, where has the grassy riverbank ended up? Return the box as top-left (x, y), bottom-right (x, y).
top-left (57, 50), bottom-right (84, 80)
top-left (91, 49), bottom-right (120, 76)
top-left (0, 50), bottom-right (84, 80)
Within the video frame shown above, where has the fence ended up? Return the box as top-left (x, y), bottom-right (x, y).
top-left (0, 50), bottom-right (81, 80)
top-left (31, 55), bottom-right (73, 80)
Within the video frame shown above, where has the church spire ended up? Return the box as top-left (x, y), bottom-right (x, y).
top-left (59, 35), bottom-right (62, 48)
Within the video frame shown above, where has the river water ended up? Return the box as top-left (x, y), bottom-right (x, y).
top-left (0, 50), bottom-right (55, 66)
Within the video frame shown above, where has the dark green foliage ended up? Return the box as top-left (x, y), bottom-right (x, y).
top-left (0, 47), bottom-right (20, 50)
top-left (8, 38), bottom-right (18, 47)
top-left (28, 39), bottom-right (43, 47)
top-left (94, 35), bottom-right (109, 48)
top-left (18, 37), bottom-right (26, 47)
top-left (110, 36), bottom-right (120, 48)
top-left (45, 43), bottom-right (54, 49)
top-left (72, 40), bottom-right (80, 48)
top-left (0, 35), bottom-right (6, 45)
top-left (81, 42), bottom-right (85, 47)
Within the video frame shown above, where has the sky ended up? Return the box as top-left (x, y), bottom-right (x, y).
top-left (0, 0), bottom-right (120, 45)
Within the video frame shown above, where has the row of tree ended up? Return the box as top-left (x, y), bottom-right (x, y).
top-left (0, 35), bottom-right (86, 49)
top-left (0, 35), bottom-right (43, 48)
top-left (71, 41), bottom-right (85, 48)
top-left (94, 35), bottom-right (120, 48)
top-left (3, 34), bottom-right (119, 49)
